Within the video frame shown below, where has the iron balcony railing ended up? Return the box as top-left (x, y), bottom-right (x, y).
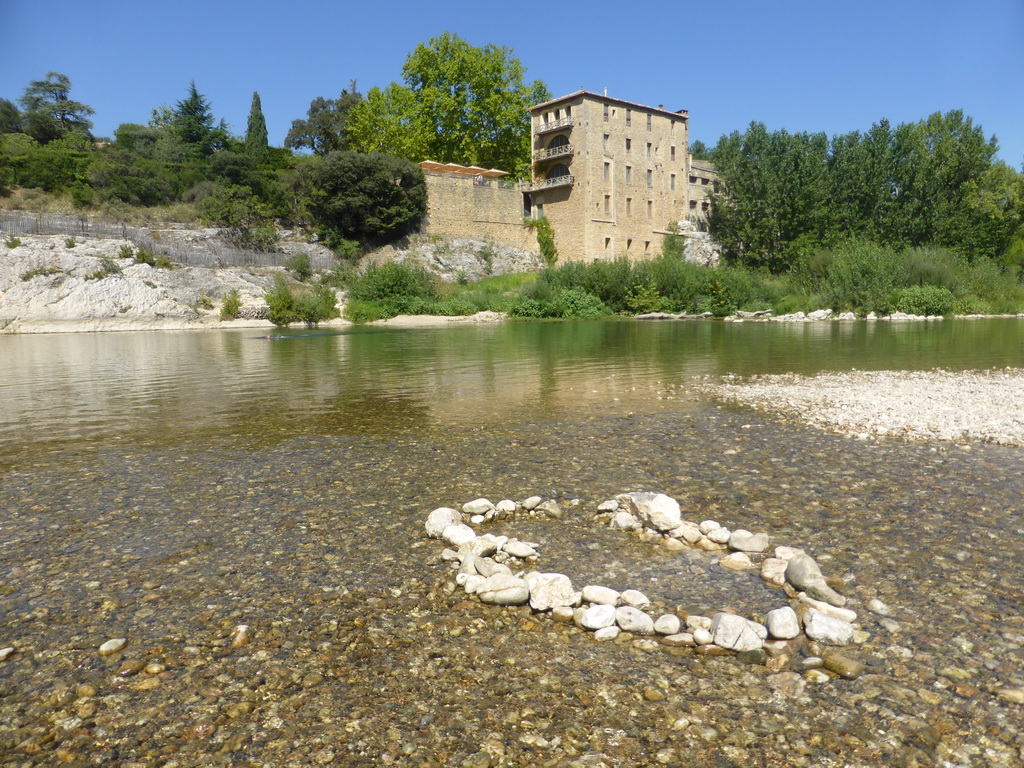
top-left (533, 143), bottom-right (574, 162)
top-left (526, 174), bottom-right (575, 191)
top-left (535, 115), bottom-right (574, 134)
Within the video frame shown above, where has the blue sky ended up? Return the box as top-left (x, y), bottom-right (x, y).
top-left (2, 0), bottom-right (1022, 169)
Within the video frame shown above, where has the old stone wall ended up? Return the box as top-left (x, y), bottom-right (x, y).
top-left (422, 174), bottom-right (537, 252)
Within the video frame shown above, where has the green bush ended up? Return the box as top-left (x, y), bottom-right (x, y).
top-left (525, 217), bottom-right (558, 266)
top-left (435, 296), bottom-right (478, 316)
top-left (134, 246), bottom-right (155, 266)
top-left (85, 257), bottom-right (122, 280)
top-left (343, 298), bottom-right (393, 323)
top-left (265, 277), bottom-right (338, 326)
top-left (4, 236), bottom-right (21, 249)
top-left (64, 237), bottom-right (77, 248)
top-left (284, 252), bottom-right (312, 281)
top-left (508, 297), bottom-right (557, 318)
top-left (118, 243), bottom-right (135, 259)
top-left (20, 266), bottom-right (62, 281)
top-left (219, 288), bottom-right (242, 320)
top-left (556, 288), bottom-right (610, 318)
top-left (892, 285), bottom-right (956, 315)
top-left (347, 261), bottom-right (437, 304)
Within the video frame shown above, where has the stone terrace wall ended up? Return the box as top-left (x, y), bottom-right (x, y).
top-left (422, 174), bottom-right (537, 252)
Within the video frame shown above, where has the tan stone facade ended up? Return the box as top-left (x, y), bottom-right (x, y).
top-left (526, 91), bottom-right (701, 262)
top-left (421, 168), bottom-right (536, 251)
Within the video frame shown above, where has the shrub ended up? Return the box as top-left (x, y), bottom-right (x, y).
top-left (265, 276), bottom-right (338, 326)
top-left (85, 257), bottom-right (122, 280)
top-left (4, 236), bottom-right (21, 249)
top-left (64, 237), bottom-right (77, 248)
top-left (219, 289), bottom-right (242, 320)
top-left (118, 243), bottom-right (135, 259)
top-left (284, 252), bottom-right (312, 281)
top-left (525, 217), bottom-right (558, 266)
top-left (347, 261), bottom-right (437, 304)
top-left (555, 288), bottom-right (609, 318)
top-left (134, 246), bottom-right (156, 266)
top-left (508, 297), bottom-right (557, 318)
top-left (343, 298), bottom-right (393, 323)
top-left (20, 266), bottom-right (62, 281)
top-left (154, 255), bottom-right (174, 269)
top-left (435, 296), bottom-right (478, 316)
top-left (892, 285), bottom-right (956, 316)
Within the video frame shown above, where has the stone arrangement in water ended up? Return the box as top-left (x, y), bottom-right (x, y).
top-left (426, 491), bottom-right (881, 678)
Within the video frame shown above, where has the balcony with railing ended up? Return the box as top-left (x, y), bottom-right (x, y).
top-left (533, 143), bottom-right (574, 162)
top-left (526, 174), bottom-right (575, 191)
top-left (535, 115), bottom-right (574, 134)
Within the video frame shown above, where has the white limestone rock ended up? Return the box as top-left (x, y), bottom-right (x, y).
top-left (765, 607), bottom-right (801, 640)
top-left (580, 604), bottom-right (617, 631)
top-left (620, 492), bottom-right (682, 532)
top-left (463, 498), bottom-right (494, 515)
top-left (441, 524), bottom-right (477, 548)
top-left (774, 546), bottom-right (805, 561)
top-left (502, 539), bottom-right (538, 559)
top-left (803, 610), bottom-right (855, 646)
top-left (610, 511), bottom-right (642, 531)
top-left (760, 558), bottom-right (788, 587)
top-left (699, 520), bottom-right (722, 534)
top-left (785, 553), bottom-right (847, 607)
top-left (99, 638), bottom-right (126, 656)
top-left (526, 573), bottom-right (578, 612)
top-left (594, 626), bottom-right (620, 641)
top-left (670, 521), bottom-right (703, 544)
top-left (719, 552), bottom-right (754, 570)
top-left (653, 614), bottom-right (682, 635)
top-left (798, 593), bottom-right (857, 623)
top-left (496, 499), bottom-right (517, 513)
top-left (615, 606), bottom-right (655, 635)
top-left (707, 526), bottom-right (732, 545)
top-left (711, 613), bottom-right (767, 652)
top-left (581, 585), bottom-right (620, 605)
top-left (425, 507), bottom-right (462, 538)
top-left (476, 574), bottom-right (529, 605)
top-left (728, 529), bottom-right (770, 553)
top-left (597, 499), bottom-right (619, 513)
top-left (521, 496), bottom-right (543, 510)
top-left (692, 627), bottom-right (713, 645)
top-left (619, 589), bottom-right (650, 609)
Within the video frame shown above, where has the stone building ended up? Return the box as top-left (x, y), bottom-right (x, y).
top-left (525, 90), bottom-right (710, 262)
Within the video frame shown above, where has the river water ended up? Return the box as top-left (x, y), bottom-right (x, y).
top-left (1, 319), bottom-right (1022, 766)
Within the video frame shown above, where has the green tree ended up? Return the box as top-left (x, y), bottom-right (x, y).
top-left (302, 151), bottom-right (427, 245)
top-left (689, 139), bottom-right (710, 160)
top-left (170, 81), bottom-right (228, 157)
top-left (347, 33), bottom-right (549, 176)
top-left (18, 72), bottom-right (94, 143)
top-left (285, 82), bottom-right (363, 155)
top-left (245, 91), bottom-right (269, 158)
top-left (0, 99), bottom-right (23, 134)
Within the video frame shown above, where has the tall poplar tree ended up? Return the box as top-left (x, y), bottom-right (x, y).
top-left (245, 91), bottom-right (269, 157)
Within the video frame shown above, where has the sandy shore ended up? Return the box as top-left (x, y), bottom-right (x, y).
top-left (703, 368), bottom-right (1024, 446)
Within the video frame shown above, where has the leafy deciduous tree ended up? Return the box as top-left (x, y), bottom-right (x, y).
top-left (285, 82), bottom-right (363, 155)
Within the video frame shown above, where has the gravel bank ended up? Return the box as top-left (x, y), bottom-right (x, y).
top-left (704, 368), bottom-right (1024, 445)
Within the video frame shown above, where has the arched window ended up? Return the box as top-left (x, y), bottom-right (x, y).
top-left (547, 134), bottom-right (569, 149)
top-left (548, 163), bottom-right (570, 178)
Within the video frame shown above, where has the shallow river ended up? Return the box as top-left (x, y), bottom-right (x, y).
top-left (1, 319), bottom-right (1023, 767)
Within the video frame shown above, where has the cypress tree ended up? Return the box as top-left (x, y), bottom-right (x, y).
top-left (245, 92), bottom-right (269, 158)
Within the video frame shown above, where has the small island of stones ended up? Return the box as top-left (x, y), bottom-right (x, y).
top-left (426, 491), bottom-right (887, 681)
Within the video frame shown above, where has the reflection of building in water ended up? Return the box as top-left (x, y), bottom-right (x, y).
top-left (419, 91), bottom-right (719, 263)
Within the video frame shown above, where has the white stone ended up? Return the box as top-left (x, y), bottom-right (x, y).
top-left (581, 585), bottom-right (619, 605)
top-left (580, 604), bottom-right (617, 630)
top-left (459, 573), bottom-right (486, 594)
top-left (526, 573), bottom-right (578, 612)
top-left (425, 507), bottom-right (462, 538)
top-left (760, 558), bottom-right (788, 586)
top-left (0, 647), bottom-right (14, 661)
top-left (615, 606), bottom-right (655, 635)
top-left (597, 499), bottom-right (619, 512)
top-left (619, 589), bottom-right (650, 609)
top-left (620, 492), bottom-right (682, 532)
top-left (502, 539), bottom-right (538, 558)
top-left (867, 598), bottom-right (891, 615)
top-left (521, 495), bottom-right (543, 510)
top-left (463, 498), bottom-right (494, 515)
top-left (798, 593), bottom-right (857, 623)
top-left (774, 546), bottom-right (805, 561)
top-left (99, 638), bottom-right (126, 656)
top-left (474, 558), bottom-right (511, 578)
top-left (551, 605), bottom-right (575, 622)
top-left (719, 552), bottom-right (754, 570)
top-left (441, 524), bottom-right (476, 548)
top-left (692, 627), bottom-right (713, 645)
top-left (707, 526), bottom-right (731, 544)
top-left (711, 613), bottom-right (767, 652)
top-left (470, 514), bottom-right (485, 525)
top-left (594, 626), bottom-right (620, 641)
top-left (728, 529), bottom-right (770, 553)
top-left (496, 499), bottom-right (517, 513)
top-left (765, 607), bottom-right (801, 639)
top-left (686, 615), bottom-right (712, 631)
top-left (653, 614), bottom-right (682, 635)
top-left (460, 535), bottom-right (500, 558)
top-left (663, 537), bottom-right (687, 551)
top-left (476, 574), bottom-right (529, 605)
top-left (803, 610), bottom-right (855, 646)
top-left (660, 632), bottom-right (695, 647)
top-left (698, 520), bottom-right (721, 534)
top-left (609, 511), bottom-right (642, 531)
top-left (670, 521), bottom-right (703, 544)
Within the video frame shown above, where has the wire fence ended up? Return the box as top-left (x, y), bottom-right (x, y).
top-left (0, 211), bottom-right (338, 271)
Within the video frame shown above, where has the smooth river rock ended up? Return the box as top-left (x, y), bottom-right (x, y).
top-left (425, 507), bottom-right (463, 538)
top-left (803, 609), bottom-right (855, 646)
top-left (441, 524), bottom-right (477, 548)
top-left (785, 554), bottom-right (847, 607)
top-left (476, 574), bottom-right (529, 605)
top-left (619, 492), bottom-right (682, 532)
top-left (581, 585), bottom-right (619, 605)
top-left (765, 606), bottom-right (801, 640)
top-left (711, 613), bottom-right (767, 652)
top-left (728, 529), bottom-right (770, 553)
top-left (525, 573), bottom-right (577, 612)
top-left (615, 606), bottom-right (655, 635)
top-left (579, 604), bottom-right (617, 631)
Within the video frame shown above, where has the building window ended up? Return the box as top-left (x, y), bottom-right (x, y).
top-left (689, 200), bottom-right (698, 210)
top-left (644, 241), bottom-right (651, 252)
top-left (646, 169), bottom-right (653, 188)
top-left (549, 163), bottom-right (570, 179)
top-left (603, 195), bottom-right (610, 215)
top-left (670, 121), bottom-right (675, 137)
top-left (603, 133), bottom-right (609, 152)
top-left (670, 145), bottom-right (676, 161)
top-left (646, 142), bottom-right (652, 159)
top-left (702, 201), bottom-right (710, 212)
top-left (626, 198), bottom-right (632, 216)
top-left (603, 162), bottom-right (610, 181)
top-left (626, 109), bottom-right (632, 127)
top-left (625, 138), bottom-right (631, 153)
top-left (625, 166), bottom-right (632, 185)
top-left (646, 114), bottom-right (652, 130)
top-left (605, 237), bottom-right (611, 250)
top-left (689, 175), bottom-right (697, 184)
top-left (702, 177), bottom-right (710, 185)
top-left (647, 200), bottom-right (653, 218)
top-left (670, 174), bottom-right (676, 191)
top-left (535, 203), bottom-right (543, 218)
top-left (626, 238), bottom-right (632, 251)
top-left (548, 134), bottom-right (569, 150)
top-left (566, 105), bottom-right (572, 118)
top-left (603, 104), bottom-right (609, 121)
